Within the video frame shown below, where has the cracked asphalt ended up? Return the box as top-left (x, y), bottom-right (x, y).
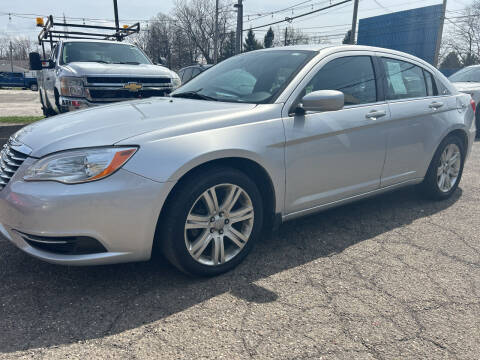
top-left (0, 132), bottom-right (478, 359)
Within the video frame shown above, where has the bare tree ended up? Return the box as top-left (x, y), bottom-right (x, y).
top-left (173, 0), bottom-right (233, 64)
top-left (442, 0), bottom-right (480, 67)
top-left (0, 34), bottom-right (39, 62)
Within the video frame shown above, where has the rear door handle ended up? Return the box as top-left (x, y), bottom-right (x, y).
top-left (429, 101), bottom-right (444, 109)
top-left (365, 110), bottom-right (386, 120)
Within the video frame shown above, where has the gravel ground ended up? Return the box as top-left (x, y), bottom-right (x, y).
top-left (0, 89), bottom-right (43, 117)
top-left (0, 133), bottom-right (478, 359)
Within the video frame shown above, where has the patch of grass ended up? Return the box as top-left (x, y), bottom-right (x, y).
top-left (0, 116), bottom-right (44, 124)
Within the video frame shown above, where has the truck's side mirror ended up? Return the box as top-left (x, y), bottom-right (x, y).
top-left (29, 52), bottom-right (42, 70)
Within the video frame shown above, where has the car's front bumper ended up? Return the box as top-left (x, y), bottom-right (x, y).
top-left (0, 159), bottom-right (175, 265)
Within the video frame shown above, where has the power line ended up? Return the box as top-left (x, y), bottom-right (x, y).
top-left (246, 0), bottom-right (353, 31)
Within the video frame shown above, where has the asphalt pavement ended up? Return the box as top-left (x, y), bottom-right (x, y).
top-left (0, 128), bottom-right (478, 359)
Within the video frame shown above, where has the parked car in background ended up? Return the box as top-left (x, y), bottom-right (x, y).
top-left (0, 72), bottom-right (37, 91)
top-left (449, 65), bottom-right (480, 138)
top-left (29, 39), bottom-right (181, 116)
top-left (2, 45), bottom-right (475, 276)
top-left (178, 64), bottom-right (212, 83)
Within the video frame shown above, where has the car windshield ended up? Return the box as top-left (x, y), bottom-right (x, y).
top-left (61, 42), bottom-right (151, 65)
top-left (171, 50), bottom-right (315, 104)
top-left (449, 67), bottom-right (480, 83)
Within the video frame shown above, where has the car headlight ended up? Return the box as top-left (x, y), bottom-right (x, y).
top-left (60, 77), bottom-right (85, 98)
top-left (171, 73), bottom-right (181, 89)
top-left (24, 147), bottom-right (137, 184)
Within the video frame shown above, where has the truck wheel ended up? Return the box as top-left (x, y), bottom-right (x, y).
top-left (30, 84), bottom-right (38, 91)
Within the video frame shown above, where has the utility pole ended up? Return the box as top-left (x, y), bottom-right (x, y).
top-left (284, 27), bottom-right (288, 46)
top-left (433, 0), bottom-right (447, 67)
top-left (350, 0), bottom-right (359, 44)
top-left (234, 0), bottom-right (243, 54)
top-left (9, 41), bottom-right (13, 73)
top-left (113, 0), bottom-right (120, 40)
top-left (214, 0), bottom-right (219, 63)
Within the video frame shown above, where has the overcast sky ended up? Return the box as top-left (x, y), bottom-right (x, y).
top-left (0, 0), bottom-right (470, 44)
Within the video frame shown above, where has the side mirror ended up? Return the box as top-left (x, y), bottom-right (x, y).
top-left (300, 90), bottom-right (344, 113)
top-left (29, 52), bottom-right (42, 70)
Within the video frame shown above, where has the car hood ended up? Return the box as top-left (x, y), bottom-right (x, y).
top-left (62, 62), bottom-right (174, 78)
top-left (451, 82), bottom-right (480, 92)
top-left (13, 98), bottom-right (257, 158)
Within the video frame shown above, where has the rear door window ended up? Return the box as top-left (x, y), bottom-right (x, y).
top-left (191, 68), bottom-right (201, 79)
top-left (183, 68), bottom-right (193, 82)
top-left (381, 58), bottom-right (427, 100)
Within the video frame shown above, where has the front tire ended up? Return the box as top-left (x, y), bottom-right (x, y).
top-left (30, 84), bottom-right (38, 91)
top-left (159, 167), bottom-right (263, 276)
top-left (421, 135), bottom-right (465, 200)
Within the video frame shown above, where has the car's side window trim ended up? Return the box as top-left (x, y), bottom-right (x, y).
top-left (375, 51), bottom-right (453, 101)
top-left (422, 69), bottom-right (439, 97)
top-left (379, 56), bottom-right (431, 103)
top-left (371, 55), bottom-right (386, 102)
top-left (286, 54), bottom-right (383, 115)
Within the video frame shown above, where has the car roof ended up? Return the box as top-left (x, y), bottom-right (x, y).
top-left (258, 44), bottom-right (439, 72)
top-left (180, 64), bottom-right (212, 70)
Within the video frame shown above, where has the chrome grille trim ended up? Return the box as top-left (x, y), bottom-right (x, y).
top-left (0, 139), bottom-right (30, 190)
top-left (84, 76), bottom-right (174, 102)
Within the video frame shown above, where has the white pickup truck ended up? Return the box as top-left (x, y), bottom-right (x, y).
top-left (29, 39), bottom-right (181, 116)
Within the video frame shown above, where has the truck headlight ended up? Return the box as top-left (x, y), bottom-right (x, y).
top-left (60, 77), bottom-right (85, 98)
top-left (24, 147), bottom-right (137, 184)
top-left (171, 73), bottom-right (181, 89)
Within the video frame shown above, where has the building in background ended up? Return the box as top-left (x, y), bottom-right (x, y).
top-left (357, 5), bottom-right (443, 65)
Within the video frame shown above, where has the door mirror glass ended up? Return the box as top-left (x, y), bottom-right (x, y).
top-left (300, 90), bottom-right (344, 112)
top-left (29, 52), bottom-right (42, 71)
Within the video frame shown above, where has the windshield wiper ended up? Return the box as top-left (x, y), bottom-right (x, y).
top-left (171, 89), bottom-right (218, 101)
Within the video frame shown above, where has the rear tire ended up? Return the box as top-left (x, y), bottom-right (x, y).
top-left (159, 167), bottom-right (263, 277)
top-left (420, 134), bottom-right (465, 200)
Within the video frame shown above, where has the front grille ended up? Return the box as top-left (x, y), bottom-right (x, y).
top-left (88, 89), bottom-right (170, 101)
top-left (17, 231), bottom-right (107, 255)
top-left (0, 141), bottom-right (29, 190)
top-left (86, 76), bottom-right (171, 84)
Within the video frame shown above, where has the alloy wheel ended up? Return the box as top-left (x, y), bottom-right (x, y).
top-left (184, 183), bottom-right (254, 266)
top-left (437, 143), bottom-right (461, 193)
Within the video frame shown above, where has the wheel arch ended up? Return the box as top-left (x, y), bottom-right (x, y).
top-left (154, 156), bottom-right (278, 252)
top-left (446, 128), bottom-right (469, 154)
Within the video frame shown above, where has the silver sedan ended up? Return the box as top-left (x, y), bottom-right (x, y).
top-left (0, 45), bottom-right (476, 276)
top-left (449, 65), bottom-right (480, 138)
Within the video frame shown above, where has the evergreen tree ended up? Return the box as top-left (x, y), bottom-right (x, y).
top-left (244, 29), bottom-right (263, 52)
top-left (264, 27), bottom-right (274, 48)
top-left (342, 30), bottom-right (352, 44)
top-left (440, 51), bottom-right (462, 69)
top-left (220, 31), bottom-right (236, 61)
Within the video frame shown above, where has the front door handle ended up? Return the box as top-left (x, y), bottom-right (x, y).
top-left (365, 110), bottom-right (386, 120)
top-left (429, 101), bottom-right (444, 109)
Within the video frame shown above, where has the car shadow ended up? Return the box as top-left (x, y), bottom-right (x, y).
top-left (0, 185), bottom-right (462, 353)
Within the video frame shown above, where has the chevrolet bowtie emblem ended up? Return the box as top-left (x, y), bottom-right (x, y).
top-left (124, 82), bottom-right (142, 92)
